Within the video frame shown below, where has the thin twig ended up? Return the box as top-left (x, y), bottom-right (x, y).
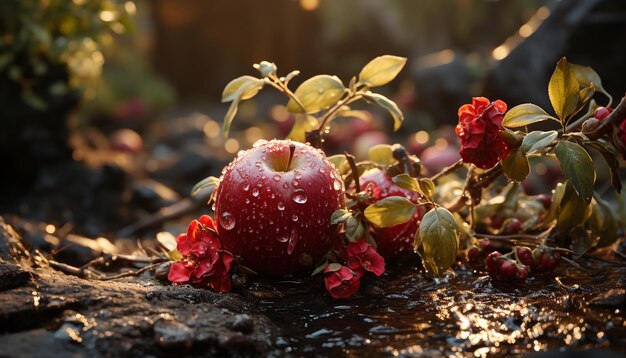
top-left (98, 262), bottom-right (163, 281)
top-left (430, 159), bottom-right (464, 181)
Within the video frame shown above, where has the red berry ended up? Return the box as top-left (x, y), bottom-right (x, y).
top-left (535, 194), bottom-right (552, 210)
top-left (516, 265), bottom-right (529, 280)
top-left (360, 168), bottom-right (425, 258)
top-left (498, 260), bottom-right (517, 279)
top-left (477, 239), bottom-right (494, 253)
top-left (532, 248), bottom-right (560, 273)
top-left (490, 215), bottom-right (505, 230)
top-left (503, 218), bottom-right (523, 234)
top-left (486, 251), bottom-right (502, 276)
top-left (467, 247), bottom-right (480, 263)
top-left (214, 139), bottom-right (345, 276)
top-left (516, 247), bottom-right (534, 266)
top-left (594, 106), bottom-right (613, 121)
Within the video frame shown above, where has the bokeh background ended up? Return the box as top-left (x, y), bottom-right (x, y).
top-left (1, 0), bottom-right (626, 234)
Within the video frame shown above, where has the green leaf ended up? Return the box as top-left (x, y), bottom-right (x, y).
top-left (222, 99), bottom-right (239, 138)
top-left (364, 196), bottom-right (417, 228)
top-left (544, 182), bottom-right (566, 224)
top-left (253, 61), bottom-right (277, 78)
top-left (571, 227), bottom-right (595, 258)
top-left (311, 261), bottom-right (329, 276)
top-left (557, 181), bottom-right (590, 237)
top-left (548, 57), bottom-right (579, 120)
top-left (502, 104), bottom-right (558, 128)
top-left (570, 63), bottom-right (606, 94)
top-left (418, 178), bottom-right (436, 198)
top-left (287, 114), bottom-right (319, 143)
top-left (419, 207), bottom-right (459, 276)
top-left (368, 144), bottom-right (395, 166)
top-left (331, 209), bottom-right (351, 225)
top-left (520, 130), bottom-right (558, 154)
top-left (287, 75), bottom-right (345, 114)
top-left (222, 75), bottom-right (264, 102)
top-left (501, 148), bottom-right (530, 182)
top-left (584, 141), bottom-right (622, 193)
top-left (392, 174), bottom-right (421, 193)
top-left (555, 140), bottom-right (596, 203)
top-left (345, 216), bottom-right (365, 242)
top-left (362, 92), bottom-right (404, 130)
top-left (358, 55), bottom-right (407, 87)
top-left (191, 176), bottom-right (220, 197)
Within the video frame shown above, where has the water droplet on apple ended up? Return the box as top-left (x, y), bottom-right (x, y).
top-left (291, 189), bottom-right (307, 204)
top-left (282, 182), bottom-right (289, 189)
top-left (273, 174), bottom-right (281, 182)
top-left (277, 233), bottom-right (289, 242)
top-left (277, 202), bottom-right (285, 211)
top-left (243, 183), bottom-right (250, 191)
top-left (319, 167), bottom-right (326, 174)
top-left (292, 214), bottom-right (298, 222)
top-left (333, 178), bottom-right (342, 191)
top-left (252, 188), bottom-right (260, 197)
top-left (287, 229), bottom-right (298, 255)
top-left (317, 88), bottom-right (324, 94)
top-left (253, 139), bottom-right (268, 148)
top-left (220, 212), bottom-right (235, 230)
top-left (245, 198), bottom-right (250, 204)
top-left (293, 180), bottom-right (299, 187)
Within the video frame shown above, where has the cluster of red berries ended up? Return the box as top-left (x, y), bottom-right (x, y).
top-left (467, 239), bottom-right (560, 282)
top-left (455, 97), bottom-right (510, 169)
top-left (593, 106), bottom-right (626, 159)
top-left (323, 239), bottom-right (386, 299)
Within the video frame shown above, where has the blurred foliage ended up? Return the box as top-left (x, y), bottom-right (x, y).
top-left (0, 0), bottom-right (135, 110)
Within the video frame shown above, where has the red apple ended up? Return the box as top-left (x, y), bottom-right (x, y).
top-left (214, 139), bottom-right (345, 276)
top-left (360, 168), bottom-right (425, 258)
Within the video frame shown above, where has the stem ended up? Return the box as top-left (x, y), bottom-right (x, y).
top-left (287, 143), bottom-right (296, 170)
top-left (430, 159), bottom-right (464, 181)
top-left (344, 152), bottom-right (360, 192)
top-left (316, 93), bottom-right (363, 138)
top-left (585, 93), bottom-right (626, 140)
top-left (266, 76), bottom-right (307, 113)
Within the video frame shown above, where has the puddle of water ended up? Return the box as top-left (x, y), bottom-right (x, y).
top-left (251, 255), bottom-right (626, 356)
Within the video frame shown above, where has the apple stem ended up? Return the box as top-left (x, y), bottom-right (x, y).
top-left (287, 143), bottom-right (296, 170)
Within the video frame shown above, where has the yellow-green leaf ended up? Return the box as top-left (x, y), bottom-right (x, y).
top-left (548, 58), bottom-right (579, 120)
top-left (570, 63), bottom-right (605, 93)
top-left (191, 176), bottom-right (220, 197)
top-left (418, 178), bottom-right (436, 198)
top-left (222, 75), bottom-right (264, 102)
top-left (584, 141), bottom-right (622, 193)
top-left (501, 148), bottom-right (530, 182)
top-left (364, 196), bottom-right (417, 228)
top-left (368, 144), bottom-right (395, 166)
top-left (345, 216), bottom-right (365, 241)
top-left (327, 154), bottom-right (349, 174)
top-left (287, 75), bottom-right (345, 114)
top-left (287, 114), bottom-right (319, 143)
top-left (363, 92), bottom-right (404, 130)
top-left (358, 55), bottom-right (407, 87)
top-left (392, 173), bottom-right (421, 193)
top-left (502, 103), bottom-right (557, 128)
top-left (419, 207), bottom-right (459, 276)
top-left (520, 130), bottom-right (558, 154)
top-left (555, 140), bottom-right (595, 203)
top-left (557, 181), bottom-right (589, 237)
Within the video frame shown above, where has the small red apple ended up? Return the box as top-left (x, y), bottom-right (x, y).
top-left (360, 168), bottom-right (425, 258)
top-left (214, 139), bottom-right (345, 276)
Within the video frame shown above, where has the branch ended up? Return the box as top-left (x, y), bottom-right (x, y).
top-left (430, 159), bottom-right (464, 181)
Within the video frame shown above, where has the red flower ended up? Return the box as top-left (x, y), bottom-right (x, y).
top-left (324, 265), bottom-right (361, 299)
top-left (168, 215), bottom-right (234, 292)
top-left (456, 97), bottom-right (510, 169)
top-left (346, 240), bottom-right (385, 276)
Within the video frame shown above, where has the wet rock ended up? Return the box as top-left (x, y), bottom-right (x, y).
top-left (153, 318), bottom-right (193, 349)
top-left (154, 262), bottom-right (172, 282)
top-left (589, 289), bottom-right (626, 307)
top-left (132, 179), bottom-right (180, 212)
top-left (218, 332), bottom-right (256, 351)
top-left (229, 314), bottom-right (254, 334)
top-left (0, 216), bottom-right (28, 262)
top-left (0, 262), bottom-right (31, 291)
